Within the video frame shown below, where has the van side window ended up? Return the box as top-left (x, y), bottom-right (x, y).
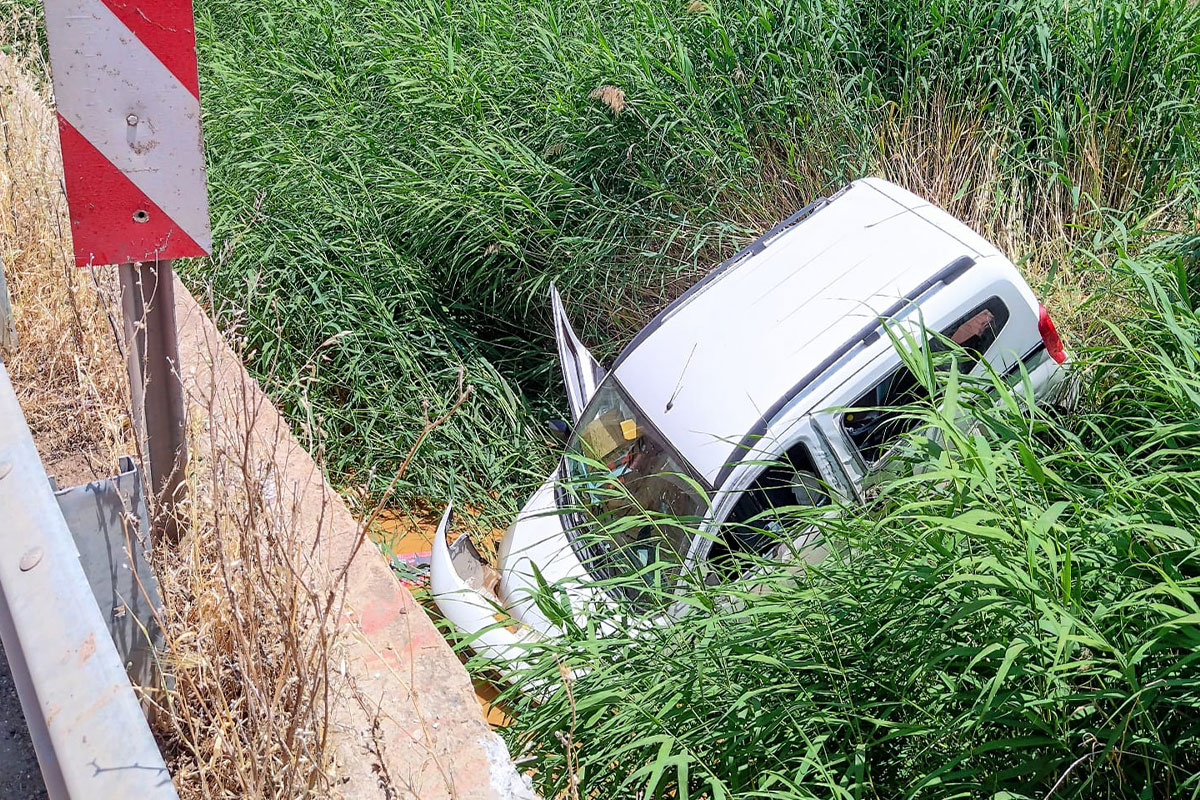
top-left (713, 442), bottom-right (829, 562)
top-left (842, 368), bottom-right (929, 463)
top-left (843, 297), bottom-right (1010, 464)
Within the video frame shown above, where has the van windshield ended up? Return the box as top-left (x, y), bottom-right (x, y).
top-left (559, 381), bottom-right (707, 605)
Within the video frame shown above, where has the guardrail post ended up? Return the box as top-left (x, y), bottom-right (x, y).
top-left (0, 259), bottom-right (15, 355)
top-left (119, 260), bottom-right (188, 546)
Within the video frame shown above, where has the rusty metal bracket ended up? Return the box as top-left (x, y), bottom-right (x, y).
top-left (0, 359), bottom-right (178, 800)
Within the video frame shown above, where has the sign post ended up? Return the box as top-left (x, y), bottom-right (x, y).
top-left (43, 0), bottom-right (212, 543)
top-left (118, 260), bottom-right (188, 545)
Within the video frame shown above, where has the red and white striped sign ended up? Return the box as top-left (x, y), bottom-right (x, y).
top-left (44, 0), bottom-right (212, 267)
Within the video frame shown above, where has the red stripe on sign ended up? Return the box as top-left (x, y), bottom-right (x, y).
top-left (57, 115), bottom-right (206, 266)
top-left (95, 0), bottom-right (201, 99)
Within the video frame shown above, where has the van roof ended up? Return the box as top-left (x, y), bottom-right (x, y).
top-left (610, 178), bottom-right (1003, 487)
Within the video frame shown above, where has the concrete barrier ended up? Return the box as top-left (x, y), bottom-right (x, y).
top-left (171, 277), bottom-right (534, 800)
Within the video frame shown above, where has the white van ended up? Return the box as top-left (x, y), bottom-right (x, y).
top-left (430, 178), bottom-right (1070, 667)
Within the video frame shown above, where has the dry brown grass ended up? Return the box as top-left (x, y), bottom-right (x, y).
top-left (0, 14), bottom-right (341, 798)
top-left (588, 85), bottom-right (627, 116)
top-left (0, 21), bottom-right (131, 485)
top-left (154, 366), bottom-right (340, 799)
top-left (875, 93), bottom-right (1118, 339)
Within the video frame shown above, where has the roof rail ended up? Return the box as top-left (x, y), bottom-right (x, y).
top-left (712, 255), bottom-right (977, 486)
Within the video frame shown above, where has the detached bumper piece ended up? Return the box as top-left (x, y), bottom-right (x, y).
top-left (430, 505), bottom-right (539, 676)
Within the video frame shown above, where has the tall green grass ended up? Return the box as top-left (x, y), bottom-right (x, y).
top-left (191, 0), bottom-right (1200, 504)
top-left (492, 242), bottom-right (1200, 799)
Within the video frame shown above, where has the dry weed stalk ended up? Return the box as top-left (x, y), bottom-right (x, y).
top-left (152, 355), bottom-right (340, 799)
top-left (554, 660), bottom-right (580, 800)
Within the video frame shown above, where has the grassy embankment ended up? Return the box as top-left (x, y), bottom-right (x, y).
top-left (193, 0), bottom-right (1200, 519)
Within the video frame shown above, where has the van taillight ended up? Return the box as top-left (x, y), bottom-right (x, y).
top-left (1038, 304), bottom-right (1067, 364)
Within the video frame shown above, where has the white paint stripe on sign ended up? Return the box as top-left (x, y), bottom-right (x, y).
top-left (45, 0), bottom-right (211, 253)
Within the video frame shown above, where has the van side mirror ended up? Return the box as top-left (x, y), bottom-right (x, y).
top-left (546, 419), bottom-right (571, 443)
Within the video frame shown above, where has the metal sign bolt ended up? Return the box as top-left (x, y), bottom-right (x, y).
top-left (126, 113), bottom-right (139, 126)
top-left (19, 547), bottom-right (43, 572)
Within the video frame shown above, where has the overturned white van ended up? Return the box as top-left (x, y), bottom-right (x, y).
top-left (431, 178), bottom-right (1070, 668)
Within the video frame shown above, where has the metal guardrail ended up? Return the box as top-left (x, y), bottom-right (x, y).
top-left (0, 360), bottom-right (178, 799)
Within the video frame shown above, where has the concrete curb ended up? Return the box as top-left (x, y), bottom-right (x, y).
top-left (171, 276), bottom-right (534, 800)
